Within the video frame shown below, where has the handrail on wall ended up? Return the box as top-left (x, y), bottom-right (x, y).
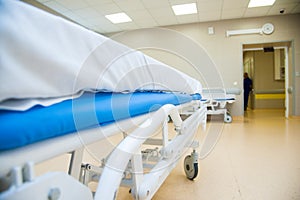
top-left (254, 89), bottom-right (285, 94)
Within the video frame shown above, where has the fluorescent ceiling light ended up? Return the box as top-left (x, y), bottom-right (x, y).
top-left (105, 12), bottom-right (132, 24)
top-left (248, 0), bottom-right (276, 8)
top-left (172, 3), bottom-right (197, 16)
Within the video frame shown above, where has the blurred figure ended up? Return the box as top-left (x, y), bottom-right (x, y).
top-left (243, 72), bottom-right (252, 111)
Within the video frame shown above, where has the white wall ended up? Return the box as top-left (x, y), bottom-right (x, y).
top-left (110, 13), bottom-right (300, 117)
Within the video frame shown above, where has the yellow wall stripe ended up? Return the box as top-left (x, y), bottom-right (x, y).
top-left (255, 94), bottom-right (285, 99)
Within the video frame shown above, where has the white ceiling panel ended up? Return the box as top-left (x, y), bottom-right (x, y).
top-left (61, 10), bottom-right (82, 21)
top-left (55, 0), bottom-right (89, 10)
top-left (147, 6), bottom-right (175, 17)
top-left (221, 9), bottom-right (245, 19)
top-left (126, 10), bottom-right (153, 21)
top-left (84, 0), bottom-right (114, 6)
top-left (141, 0), bottom-right (170, 8)
top-left (197, 0), bottom-right (223, 12)
top-left (26, 0), bottom-right (300, 34)
top-left (176, 14), bottom-right (199, 24)
top-left (128, 10), bottom-right (158, 27)
top-left (93, 3), bottom-right (122, 15)
top-left (244, 7), bottom-right (272, 17)
top-left (73, 7), bottom-right (102, 19)
top-left (222, 0), bottom-right (249, 9)
top-left (85, 16), bottom-right (111, 26)
top-left (114, 0), bottom-right (145, 11)
top-left (44, 1), bottom-right (68, 13)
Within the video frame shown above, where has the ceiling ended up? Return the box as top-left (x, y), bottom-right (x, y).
top-left (31, 0), bottom-right (300, 34)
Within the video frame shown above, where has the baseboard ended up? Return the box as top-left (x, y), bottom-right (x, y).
top-left (232, 115), bottom-right (244, 121)
top-left (289, 115), bottom-right (300, 119)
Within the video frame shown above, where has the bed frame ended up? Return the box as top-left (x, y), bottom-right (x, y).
top-left (0, 2), bottom-right (207, 199)
top-left (0, 100), bottom-right (206, 200)
top-left (201, 88), bottom-right (241, 123)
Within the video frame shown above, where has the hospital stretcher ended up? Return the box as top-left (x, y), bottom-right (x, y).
top-left (0, 91), bottom-right (206, 199)
top-left (201, 88), bottom-right (241, 123)
top-left (0, 1), bottom-right (207, 199)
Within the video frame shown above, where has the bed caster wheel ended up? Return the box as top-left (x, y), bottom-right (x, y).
top-left (184, 155), bottom-right (198, 180)
top-left (167, 115), bottom-right (172, 123)
top-left (224, 113), bottom-right (232, 123)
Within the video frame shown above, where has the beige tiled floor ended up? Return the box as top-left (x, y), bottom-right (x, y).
top-left (36, 109), bottom-right (300, 200)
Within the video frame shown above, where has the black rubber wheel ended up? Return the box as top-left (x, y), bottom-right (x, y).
top-left (184, 155), bottom-right (198, 180)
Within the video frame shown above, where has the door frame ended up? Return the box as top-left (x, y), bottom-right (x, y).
top-left (243, 43), bottom-right (291, 118)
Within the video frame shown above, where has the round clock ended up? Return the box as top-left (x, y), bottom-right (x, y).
top-left (262, 23), bottom-right (274, 35)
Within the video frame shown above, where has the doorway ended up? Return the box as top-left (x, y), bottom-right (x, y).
top-left (243, 42), bottom-right (292, 118)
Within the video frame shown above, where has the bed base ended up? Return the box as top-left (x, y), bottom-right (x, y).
top-left (0, 102), bottom-right (206, 200)
top-left (205, 99), bottom-right (233, 123)
top-left (202, 88), bottom-right (241, 123)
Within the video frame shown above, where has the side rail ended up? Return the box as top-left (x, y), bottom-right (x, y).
top-left (93, 103), bottom-right (206, 200)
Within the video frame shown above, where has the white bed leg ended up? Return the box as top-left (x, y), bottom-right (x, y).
top-left (130, 151), bottom-right (144, 198)
top-left (68, 148), bottom-right (84, 180)
top-left (94, 105), bottom-right (175, 200)
top-left (169, 109), bottom-right (182, 130)
top-left (11, 167), bottom-right (23, 188)
top-left (162, 119), bottom-right (169, 147)
top-left (23, 162), bottom-right (35, 182)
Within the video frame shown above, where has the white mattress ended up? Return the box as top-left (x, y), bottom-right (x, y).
top-left (0, 1), bottom-right (202, 111)
top-left (201, 88), bottom-right (240, 101)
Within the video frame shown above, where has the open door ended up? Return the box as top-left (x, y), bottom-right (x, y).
top-left (243, 42), bottom-right (293, 118)
top-left (243, 51), bottom-right (254, 110)
top-left (287, 46), bottom-right (294, 117)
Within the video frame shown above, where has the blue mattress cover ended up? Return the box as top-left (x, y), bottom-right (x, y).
top-left (0, 92), bottom-right (201, 151)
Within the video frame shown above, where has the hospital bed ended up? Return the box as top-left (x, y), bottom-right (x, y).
top-left (0, 1), bottom-right (206, 199)
top-left (202, 88), bottom-right (241, 123)
top-left (0, 91), bottom-right (206, 200)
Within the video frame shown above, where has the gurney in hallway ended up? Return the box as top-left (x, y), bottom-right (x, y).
top-left (0, 91), bottom-right (206, 200)
top-left (0, 1), bottom-right (207, 199)
top-left (201, 88), bottom-right (241, 123)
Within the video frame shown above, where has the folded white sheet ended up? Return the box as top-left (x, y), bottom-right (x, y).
top-left (0, 1), bottom-right (202, 111)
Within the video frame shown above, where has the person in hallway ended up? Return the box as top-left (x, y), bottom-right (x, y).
top-left (243, 72), bottom-right (252, 111)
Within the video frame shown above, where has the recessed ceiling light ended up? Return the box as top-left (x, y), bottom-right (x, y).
top-left (105, 12), bottom-right (132, 24)
top-left (172, 3), bottom-right (197, 16)
top-left (248, 0), bottom-right (276, 8)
